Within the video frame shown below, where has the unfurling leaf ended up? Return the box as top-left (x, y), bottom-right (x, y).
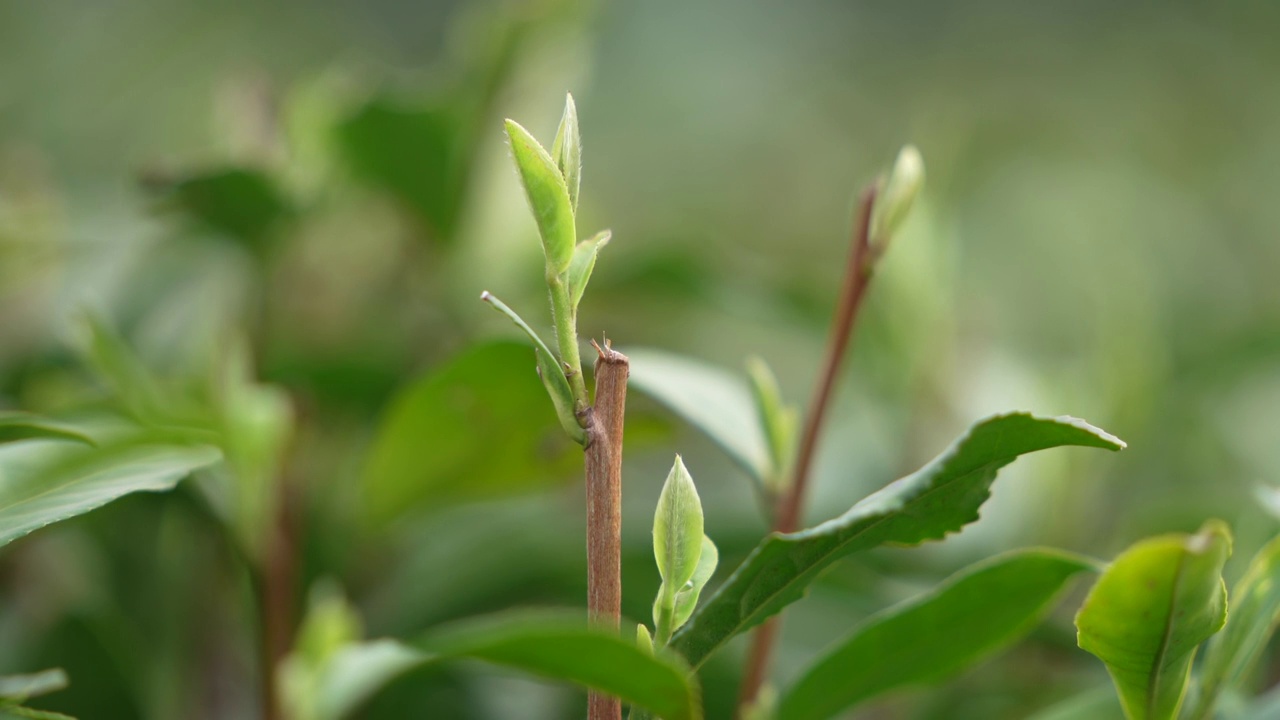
top-left (673, 535), bottom-right (719, 630)
top-left (670, 413), bottom-right (1125, 668)
top-left (870, 145), bottom-right (924, 248)
top-left (653, 456), bottom-right (705, 641)
top-left (745, 356), bottom-right (797, 492)
top-left (1194, 532), bottom-right (1280, 718)
top-left (480, 292), bottom-right (585, 444)
top-left (1076, 520), bottom-right (1231, 720)
top-left (505, 119), bottom-right (575, 274)
top-left (568, 230), bottom-right (611, 310)
top-left (550, 93), bottom-right (582, 212)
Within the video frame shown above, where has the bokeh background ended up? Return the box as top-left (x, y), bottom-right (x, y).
top-left (1, 0), bottom-right (1278, 718)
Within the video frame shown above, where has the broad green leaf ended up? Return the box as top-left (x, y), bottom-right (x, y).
top-left (0, 670), bottom-right (67, 701)
top-left (481, 292), bottom-right (585, 444)
top-left (745, 356), bottom-right (796, 490)
top-left (417, 611), bottom-right (702, 720)
top-left (1076, 520), bottom-right (1232, 720)
top-left (505, 119), bottom-right (575, 274)
top-left (627, 349), bottom-right (770, 484)
top-left (654, 456), bottom-right (705, 591)
top-left (550, 93), bottom-right (582, 211)
top-left (670, 412), bottom-right (1125, 668)
top-left (1025, 688), bottom-right (1125, 720)
top-left (1193, 533), bottom-right (1280, 719)
top-left (778, 548), bottom-right (1098, 720)
top-left (568, 230), bottom-right (611, 310)
top-left (146, 167), bottom-right (292, 253)
top-left (0, 415), bottom-right (93, 447)
top-left (0, 436), bottom-right (222, 549)
top-left (361, 342), bottom-right (580, 527)
top-left (673, 536), bottom-right (719, 630)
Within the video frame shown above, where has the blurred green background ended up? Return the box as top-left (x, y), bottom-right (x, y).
top-left (1, 0), bottom-right (1278, 718)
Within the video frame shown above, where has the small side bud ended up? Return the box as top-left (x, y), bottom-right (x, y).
top-left (550, 93), bottom-right (582, 212)
top-left (870, 145), bottom-right (925, 249)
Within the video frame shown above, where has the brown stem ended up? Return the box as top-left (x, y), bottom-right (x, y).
top-left (585, 339), bottom-right (629, 720)
top-left (737, 186), bottom-right (879, 715)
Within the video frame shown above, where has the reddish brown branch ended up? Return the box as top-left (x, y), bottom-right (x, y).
top-left (585, 339), bottom-right (629, 720)
top-left (738, 186), bottom-right (879, 715)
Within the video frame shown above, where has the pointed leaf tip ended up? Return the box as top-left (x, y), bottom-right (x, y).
top-left (505, 118), bottom-right (575, 273)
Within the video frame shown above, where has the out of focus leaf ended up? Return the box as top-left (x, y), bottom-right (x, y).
top-left (0, 670), bottom-right (67, 701)
top-left (337, 99), bottom-right (464, 240)
top-left (361, 342), bottom-right (578, 527)
top-left (1193, 533), bottom-right (1280, 718)
top-left (778, 549), bottom-right (1098, 720)
top-left (1025, 688), bottom-right (1125, 720)
top-left (417, 611), bottom-right (701, 720)
top-left (148, 167), bottom-right (291, 253)
top-left (0, 436), bottom-right (221, 549)
top-left (1076, 520), bottom-right (1231, 720)
top-left (745, 355), bottom-right (796, 492)
top-left (0, 414), bottom-right (93, 446)
top-left (670, 413), bottom-right (1125, 668)
top-left (627, 349), bottom-right (770, 484)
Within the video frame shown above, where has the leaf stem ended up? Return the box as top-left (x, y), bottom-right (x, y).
top-left (737, 186), bottom-right (879, 714)
top-left (584, 339), bottom-right (629, 720)
top-left (548, 272), bottom-right (590, 419)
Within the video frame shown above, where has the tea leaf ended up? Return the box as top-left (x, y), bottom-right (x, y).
top-left (0, 414), bottom-right (94, 447)
top-left (568, 230), bottom-right (611, 310)
top-left (1195, 533), bottom-right (1280, 717)
top-left (505, 119), bottom-right (575, 274)
top-left (550, 93), bottom-right (582, 211)
top-left (1076, 520), bottom-right (1231, 720)
top-left (673, 535), bottom-right (719, 630)
top-left (670, 412), bottom-right (1124, 667)
top-left (779, 548), bottom-right (1098, 720)
top-left (627, 349), bottom-right (770, 484)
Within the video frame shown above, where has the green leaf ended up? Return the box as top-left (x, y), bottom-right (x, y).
top-left (778, 548), bottom-right (1099, 720)
top-left (416, 611), bottom-right (702, 720)
top-left (670, 412), bottom-right (1125, 668)
top-left (1194, 532), bottom-right (1280, 718)
top-left (146, 167), bottom-right (292, 253)
top-left (361, 342), bottom-right (580, 527)
top-left (337, 99), bottom-right (466, 240)
top-left (568, 230), bottom-right (611, 310)
top-left (0, 414), bottom-right (94, 447)
top-left (627, 349), bottom-right (770, 484)
top-left (481, 292), bottom-right (585, 444)
top-left (745, 356), bottom-right (796, 490)
top-left (1076, 520), bottom-right (1232, 720)
top-left (1, 706), bottom-right (78, 719)
top-left (0, 670), bottom-right (67, 701)
top-left (0, 436), bottom-right (222, 549)
top-left (1025, 687), bottom-right (1125, 720)
top-left (672, 535), bottom-right (719, 631)
top-left (505, 119), bottom-right (575, 274)
top-left (654, 456), bottom-right (705, 591)
top-left (550, 93), bottom-right (582, 212)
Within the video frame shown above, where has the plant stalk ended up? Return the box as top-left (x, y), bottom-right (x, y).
top-left (548, 273), bottom-right (590, 417)
top-left (737, 186), bottom-right (879, 715)
top-left (585, 339), bottom-right (629, 720)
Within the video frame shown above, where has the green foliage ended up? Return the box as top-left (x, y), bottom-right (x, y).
top-left (1194, 533), bottom-right (1280, 718)
top-left (0, 669), bottom-right (75, 719)
top-left (0, 434), bottom-right (221, 549)
top-left (869, 145), bottom-right (925, 249)
top-left (1076, 520), bottom-right (1232, 720)
top-left (673, 536), bottom-right (718, 631)
top-left (416, 611), bottom-right (702, 720)
top-left (0, 414), bottom-right (93, 446)
top-left (651, 456), bottom-right (710, 643)
top-left (550, 94), bottom-right (582, 212)
top-left (671, 413), bottom-right (1125, 668)
top-left (361, 341), bottom-right (579, 526)
top-left (147, 167), bottom-right (292, 253)
top-left (568, 230), bottom-right (610, 310)
top-left (504, 119), bottom-right (576, 275)
top-left (778, 549), bottom-right (1098, 720)
top-left (480, 292), bottom-right (584, 444)
top-left (627, 348), bottom-right (771, 485)
top-left (744, 356), bottom-right (797, 496)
